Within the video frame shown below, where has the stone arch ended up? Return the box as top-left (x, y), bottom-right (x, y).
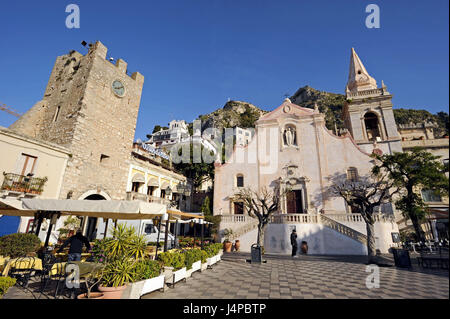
top-left (363, 111), bottom-right (382, 141)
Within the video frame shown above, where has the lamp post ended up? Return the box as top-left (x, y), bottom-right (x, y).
top-left (200, 218), bottom-right (204, 250)
top-left (163, 212), bottom-right (170, 252)
top-left (155, 213), bottom-right (168, 259)
top-left (174, 219), bottom-right (179, 249)
top-left (192, 220), bottom-right (196, 248)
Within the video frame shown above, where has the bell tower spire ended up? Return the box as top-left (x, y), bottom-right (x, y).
top-left (346, 48), bottom-right (378, 94)
top-left (342, 48), bottom-right (402, 155)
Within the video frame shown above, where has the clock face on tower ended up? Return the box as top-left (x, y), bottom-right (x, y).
top-left (112, 80), bottom-right (125, 97)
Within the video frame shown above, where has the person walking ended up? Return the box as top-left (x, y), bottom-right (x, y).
top-left (58, 229), bottom-right (91, 261)
top-left (291, 229), bottom-right (298, 258)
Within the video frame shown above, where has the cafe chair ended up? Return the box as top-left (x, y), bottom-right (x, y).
top-left (9, 256), bottom-right (37, 288)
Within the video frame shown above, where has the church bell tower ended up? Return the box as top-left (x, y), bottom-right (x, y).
top-left (342, 48), bottom-right (402, 155)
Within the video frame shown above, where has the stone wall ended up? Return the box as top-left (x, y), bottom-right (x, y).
top-left (9, 41), bottom-right (144, 200)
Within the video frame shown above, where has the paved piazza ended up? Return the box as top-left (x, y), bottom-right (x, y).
top-left (143, 253), bottom-right (449, 299)
top-left (3, 253), bottom-right (448, 299)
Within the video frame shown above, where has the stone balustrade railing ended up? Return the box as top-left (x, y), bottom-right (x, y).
top-left (347, 88), bottom-right (385, 98)
top-left (270, 214), bottom-right (320, 224)
top-left (319, 214), bottom-right (367, 245)
top-left (324, 213), bottom-right (395, 223)
top-left (220, 214), bottom-right (249, 223)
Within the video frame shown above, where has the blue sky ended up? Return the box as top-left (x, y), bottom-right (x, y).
top-left (0, 0), bottom-right (448, 140)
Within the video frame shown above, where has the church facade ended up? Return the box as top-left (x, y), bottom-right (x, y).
top-left (214, 49), bottom-right (400, 255)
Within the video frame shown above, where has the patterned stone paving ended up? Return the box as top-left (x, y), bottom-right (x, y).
top-left (3, 253), bottom-right (448, 299)
top-left (142, 253), bottom-right (449, 299)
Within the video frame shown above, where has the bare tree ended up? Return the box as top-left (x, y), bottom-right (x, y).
top-left (327, 172), bottom-right (398, 264)
top-left (235, 186), bottom-right (285, 247)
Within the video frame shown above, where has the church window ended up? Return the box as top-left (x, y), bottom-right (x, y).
top-left (236, 174), bottom-right (244, 187)
top-left (347, 167), bottom-right (358, 182)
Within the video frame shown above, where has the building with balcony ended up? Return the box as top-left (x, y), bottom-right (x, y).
top-left (0, 126), bottom-right (70, 238)
top-left (126, 142), bottom-right (192, 211)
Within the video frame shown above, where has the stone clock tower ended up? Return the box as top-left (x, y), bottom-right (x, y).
top-left (10, 41), bottom-right (145, 200)
top-left (342, 48), bottom-right (402, 155)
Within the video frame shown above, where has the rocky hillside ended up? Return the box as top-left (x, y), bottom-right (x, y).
top-left (289, 86), bottom-right (347, 132)
top-left (197, 100), bottom-right (268, 130)
top-left (151, 86), bottom-right (448, 137)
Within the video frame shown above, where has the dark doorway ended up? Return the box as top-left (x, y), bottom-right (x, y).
top-left (83, 194), bottom-right (106, 240)
top-left (286, 190), bottom-right (303, 214)
top-left (234, 202), bottom-right (244, 215)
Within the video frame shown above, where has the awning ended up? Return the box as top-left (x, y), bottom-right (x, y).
top-left (0, 198), bottom-right (166, 220)
top-left (160, 181), bottom-right (170, 189)
top-left (132, 173), bottom-right (145, 183)
top-left (148, 178), bottom-right (159, 187)
top-left (168, 209), bottom-right (204, 219)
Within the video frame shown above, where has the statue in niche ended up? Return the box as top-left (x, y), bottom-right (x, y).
top-left (284, 126), bottom-right (296, 146)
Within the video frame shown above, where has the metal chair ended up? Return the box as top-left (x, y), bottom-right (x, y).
top-left (9, 256), bottom-right (37, 288)
top-left (38, 252), bottom-right (64, 298)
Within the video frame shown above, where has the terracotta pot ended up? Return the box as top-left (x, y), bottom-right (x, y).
top-left (77, 292), bottom-right (105, 299)
top-left (300, 241), bottom-right (308, 254)
top-left (98, 284), bottom-right (127, 299)
top-left (234, 240), bottom-right (240, 251)
top-left (223, 241), bottom-right (232, 252)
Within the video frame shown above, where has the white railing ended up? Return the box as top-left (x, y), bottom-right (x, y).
top-left (270, 214), bottom-right (320, 224)
top-left (319, 214), bottom-right (367, 245)
top-left (220, 214), bottom-right (249, 223)
top-left (347, 88), bottom-right (384, 98)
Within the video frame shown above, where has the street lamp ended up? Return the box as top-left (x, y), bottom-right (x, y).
top-left (155, 213), bottom-right (168, 259)
top-left (161, 213), bottom-right (169, 252)
top-left (200, 218), bottom-right (204, 250)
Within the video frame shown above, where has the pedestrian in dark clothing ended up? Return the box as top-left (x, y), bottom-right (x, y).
top-left (290, 229), bottom-right (298, 257)
top-left (58, 229), bottom-right (91, 261)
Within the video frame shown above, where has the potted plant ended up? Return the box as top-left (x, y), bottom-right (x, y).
top-left (77, 262), bottom-right (105, 299)
top-left (301, 241), bottom-right (308, 254)
top-left (222, 229), bottom-right (233, 252)
top-left (234, 240), bottom-right (241, 251)
top-left (96, 224), bottom-right (147, 299)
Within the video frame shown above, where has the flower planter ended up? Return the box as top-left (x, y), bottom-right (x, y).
top-left (191, 260), bottom-right (201, 272)
top-left (77, 292), bottom-right (105, 299)
top-left (200, 262), bottom-right (208, 272)
top-left (301, 241), bottom-right (308, 254)
top-left (163, 266), bottom-right (174, 282)
top-left (172, 267), bottom-right (187, 287)
top-left (122, 280), bottom-right (146, 299)
top-left (223, 241), bottom-right (232, 252)
top-left (186, 268), bottom-right (193, 278)
top-left (141, 275), bottom-right (165, 296)
top-left (216, 254), bottom-right (221, 262)
top-left (234, 240), bottom-right (241, 251)
top-left (98, 284), bottom-right (127, 299)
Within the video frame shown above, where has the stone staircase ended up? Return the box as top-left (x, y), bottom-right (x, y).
top-left (319, 214), bottom-right (367, 245)
top-left (228, 218), bottom-right (259, 242)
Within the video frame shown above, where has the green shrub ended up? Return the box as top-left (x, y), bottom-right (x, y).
top-left (203, 243), bottom-right (222, 258)
top-left (157, 251), bottom-right (185, 270)
top-left (133, 259), bottom-right (161, 281)
top-left (183, 249), bottom-right (203, 270)
top-left (0, 233), bottom-right (41, 258)
top-left (0, 277), bottom-right (16, 298)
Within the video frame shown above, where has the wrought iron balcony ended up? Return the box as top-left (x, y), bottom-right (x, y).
top-left (1, 172), bottom-right (48, 195)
